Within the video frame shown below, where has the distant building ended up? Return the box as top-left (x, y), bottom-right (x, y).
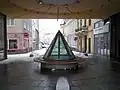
top-left (7, 18), bottom-right (33, 54)
top-left (61, 19), bottom-right (99, 53)
top-left (32, 19), bottom-right (39, 50)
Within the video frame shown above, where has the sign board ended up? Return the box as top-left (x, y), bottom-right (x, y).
top-left (24, 33), bottom-right (29, 38)
top-left (93, 24), bottom-right (109, 35)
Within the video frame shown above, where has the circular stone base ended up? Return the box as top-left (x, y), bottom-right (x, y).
top-left (34, 57), bottom-right (88, 71)
top-left (40, 57), bottom-right (87, 70)
top-left (41, 60), bottom-right (78, 70)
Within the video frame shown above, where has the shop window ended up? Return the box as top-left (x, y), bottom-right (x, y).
top-left (9, 40), bottom-right (18, 49)
top-left (7, 18), bottom-right (15, 26)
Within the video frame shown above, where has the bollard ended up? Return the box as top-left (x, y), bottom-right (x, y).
top-left (56, 77), bottom-right (70, 90)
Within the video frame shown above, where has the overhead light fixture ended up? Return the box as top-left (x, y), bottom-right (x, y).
top-left (37, 0), bottom-right (43, 5)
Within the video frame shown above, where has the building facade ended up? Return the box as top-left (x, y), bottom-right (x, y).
top-left (7, 19), bottom-right (33, 54)
top-left (60, 19), bottom-right (78, 50)
top-left (94, 20), bottom-right (110, 56)
top-left (75, 19), bottom-right (95, 53)
top-left (61, 19), bottom-right (96, 53)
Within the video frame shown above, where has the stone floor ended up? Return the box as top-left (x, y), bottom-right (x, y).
top-left (0, 56), bottom-right (120, 90)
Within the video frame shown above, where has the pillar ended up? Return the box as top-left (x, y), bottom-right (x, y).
top-left (110, 12), bottom-right (120, 59)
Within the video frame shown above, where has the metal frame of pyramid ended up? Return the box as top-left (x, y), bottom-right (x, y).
top-left (43, 30), bottom-right (76, 60)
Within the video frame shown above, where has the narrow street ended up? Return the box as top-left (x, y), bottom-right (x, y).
top-left (0, 49), bottom-right (120, 90)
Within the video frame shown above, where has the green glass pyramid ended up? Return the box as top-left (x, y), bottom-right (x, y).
top-left (43, 30), bottom-right (76, 60)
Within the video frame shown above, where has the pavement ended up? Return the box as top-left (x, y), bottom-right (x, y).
top-left (0, 50), bottom-right (120, 90)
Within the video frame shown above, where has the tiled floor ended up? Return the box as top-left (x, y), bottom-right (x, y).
top-left (0, 56), bottom-right (120, 90)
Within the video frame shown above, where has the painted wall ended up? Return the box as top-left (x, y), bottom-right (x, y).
top-left (7, 19), bottom-right (33, 53)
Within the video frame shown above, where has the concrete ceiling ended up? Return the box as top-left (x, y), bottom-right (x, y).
top-left (0, 0), bottom-right (120, 19)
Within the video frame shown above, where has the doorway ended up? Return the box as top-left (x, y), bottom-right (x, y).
top-left (88, 38), bottom-right (91, 53)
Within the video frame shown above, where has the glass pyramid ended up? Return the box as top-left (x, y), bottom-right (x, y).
top-left (43, 30), bottom-right (76, 60)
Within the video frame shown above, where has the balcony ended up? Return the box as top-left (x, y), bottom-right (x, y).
top-left (75, 28), bottom-right (83, 37)
top-left (75, 25), bottom-right (88, 36)
top-left (81, 25), bottom-right (88, 35)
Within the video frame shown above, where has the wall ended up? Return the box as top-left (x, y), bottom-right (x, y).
top-left (93, 19), bottom-right (110, 56)
top-left (63, 19), bottom-right (77, 49)
top-left (7, 33), bottom-right (23, 49)
top-left (7, 19), bottom-right (23, 33)
top-left (7, 19), bottom-right (33, 53)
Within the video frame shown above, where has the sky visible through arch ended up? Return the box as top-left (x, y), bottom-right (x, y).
top-left (39, 19), bottom-right (62, 34)
top-left (39, 19), bottom-right (62, 44)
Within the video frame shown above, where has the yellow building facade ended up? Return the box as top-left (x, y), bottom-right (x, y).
top-left (60, 19), bottom-right (100, 53)
top-left (75, 19), bottom-right (101, 53)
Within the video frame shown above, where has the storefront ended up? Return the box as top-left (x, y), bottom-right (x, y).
top-left (7, 32), bottom-right (32, 54)
top-left (94, 20), bottom-right (110, 56)
top-left (0, 13), bottom-right (7, 60)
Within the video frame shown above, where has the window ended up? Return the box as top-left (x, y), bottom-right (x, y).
top-left (9, 40), bottom-right (18, 49)
top-left (88, 19), bottom-right (91, 26)
top-left (24, 20), bottom-right (32, 31)
top-left (7, 18), bottom-right (15, 26)
top-left (94, 23), bottom-right (99, 28)
top-left (94, 20), bottom-right (104, 28)
top-left (80, 19), bottom-right (82, 26)
top-left (24, 21), bottom-right (27, 29)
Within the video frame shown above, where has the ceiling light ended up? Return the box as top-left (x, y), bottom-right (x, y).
top-left (37, 0), bottom-right (79, 5)
top-left (37, 0), bottom-right (43, 5)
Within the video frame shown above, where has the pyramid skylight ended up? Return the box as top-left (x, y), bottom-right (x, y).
top-left (43, 31), bottom-right (76, 60)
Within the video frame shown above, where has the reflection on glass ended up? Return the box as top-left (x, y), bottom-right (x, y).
top-left (51, 38), bottom-right (58, 55)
